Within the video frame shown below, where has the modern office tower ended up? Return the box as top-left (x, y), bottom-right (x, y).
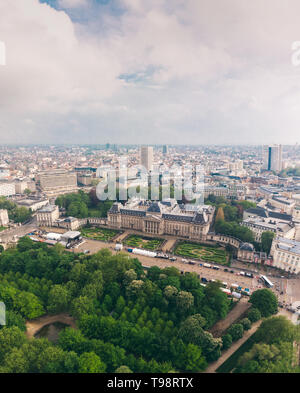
top-left (162, 145), bottom-right (169, 154)
top-left (263, 144), bottom-right (282, 172)
top-left (140, 146), bottom-right (153, 172)
top-left (36, 169), bottom-right (78, 196)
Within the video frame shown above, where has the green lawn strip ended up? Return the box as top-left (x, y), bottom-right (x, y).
top-left (216, 331), bottom-right (259, 373)
top-left (174, 241), bottom-right (228, 264)
top-left (124, 235), bottom-right (163, 250)
top-left (81, 227), bottom-right (119, 241)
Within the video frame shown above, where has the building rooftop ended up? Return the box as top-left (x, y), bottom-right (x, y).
top-left (276, 237), bottom-right (300, 255)
top-left (38, 204), bottom-right (57, 213)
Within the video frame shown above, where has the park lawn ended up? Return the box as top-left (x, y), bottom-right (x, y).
top-left (124, 235), bottom-right (164, 251)
top-left (0, 226), bottom-right (6, 232)
top-left (174, 241), bottom-right (229, 265)
top-left (81, 227), bottom-right (120, 242)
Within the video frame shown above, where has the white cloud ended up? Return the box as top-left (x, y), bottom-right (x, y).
top-left (1, 0), bottom-right (300, 144)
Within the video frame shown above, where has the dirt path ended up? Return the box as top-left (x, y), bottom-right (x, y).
top-left (26, 313), bottom-right (76, 339)
top-left (204, 319), bottom-right (262, 373)
top-left (209, 299), bottom-right (251, 337)
top-left (204, 309), bottom-right (294, 373)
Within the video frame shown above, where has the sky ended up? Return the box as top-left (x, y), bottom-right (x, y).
top-left (1, 0), bottom-right (300, 145)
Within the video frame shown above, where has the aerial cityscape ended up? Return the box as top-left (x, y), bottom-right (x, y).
top-left (1, 0), bottom-right (300, 381)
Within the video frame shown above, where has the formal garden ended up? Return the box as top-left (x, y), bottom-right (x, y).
top-left (80, 227), bottom-right (120, 242)
top-left (174, 241), bottom-right (229, 265)
top-left (124, 234), bottom-right (164, 251)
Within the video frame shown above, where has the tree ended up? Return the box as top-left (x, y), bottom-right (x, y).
top-left (5, 311), bottom-right (26, 331)
top-left (204, 282), bottom-right (230, 320)
top-left (201, 331), bottom-right (222, 361)
top-left (176, 291), bottom-right (194, 312)
top-left (47, 285), bottom-right (71, 314)
top-left (184, 343), bottom-right (207, 372)
top-left (249, 289), bottom-right (278, 317)
top-left (222, 333), bottom-right (232, 350)
top-left (237, 341), bottom-right (297, 373)
top-left (248, 308), bottom-right (261, 323)
top-left (36, 346), bottom-right (67, 373)
top-left (1, 347), bottom-right (29, 373)
top-left (123, 269), bottom-right (137, 286)
top-left (71, 296), bottom-right (95, 319)
top-left (115, 296), bottom-right (126, 315)
top-left (24, 188), bottom-right (31, 196)
top-left (255, 316), bottom-right (299, 345)
top-left (115, 365), bottom-right (133, 373)
top-left (164, 285), bottom-right (178, 300)
top-left (227, 324), bottom-right (244, 341)
top-left (15, 292), bottom-right (45, 319)
top-left (126, 280), bottom-right (144, 299)
top-left (0, 327), bottom-right (27, 363)
top-left (178, 314), bottom-right (207, 344)
top-left (78, 352), bottom-right (106, 373)
top-left (241, 318), bottom-right (252, 331)
top-left (261, 231), bottom-right (275, 254)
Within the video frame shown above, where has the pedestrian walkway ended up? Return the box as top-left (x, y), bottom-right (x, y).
top-left (162, 238), bottom-right (177, 253)
top-left (209, 299), bottom-right (251, 338)
top-left (204, 309), bottom-right (293, 373)
top-left (114, 231), bottom-right (129, 243)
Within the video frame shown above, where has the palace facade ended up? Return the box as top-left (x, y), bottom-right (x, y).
top-left (107, 198), bottom-right (215, 240)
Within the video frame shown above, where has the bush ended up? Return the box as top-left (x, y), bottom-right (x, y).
top-left (247, 308), bottom-right (261, 323)
top-left (227, 324), bottom-right (244, 341)
top-left (240, 318), bottom-right (251, 331)
top-left (222, 334), bottom-right (232, 350)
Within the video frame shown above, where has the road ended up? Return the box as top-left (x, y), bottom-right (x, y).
top-left (60, 232), bottom-right (298, 304)
top-left (9, 225), bottom-right (299, 306)
top-left (0, 219), bottom-right (37, 244)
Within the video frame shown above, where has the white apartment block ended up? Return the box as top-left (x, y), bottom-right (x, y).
top-left (36, 205), bottom-right (60, 227)
top-left (271, 237), bottom-right (300, 274)
top-left (0, 209), bottom-right (9, 226)
top-left (0, 182), bottom-right (15, 197)
top-left (241, 217), bottom-right (295, 242)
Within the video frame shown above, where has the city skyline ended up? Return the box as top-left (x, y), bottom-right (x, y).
top-left (1, 1), bottom-right (300, 145)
